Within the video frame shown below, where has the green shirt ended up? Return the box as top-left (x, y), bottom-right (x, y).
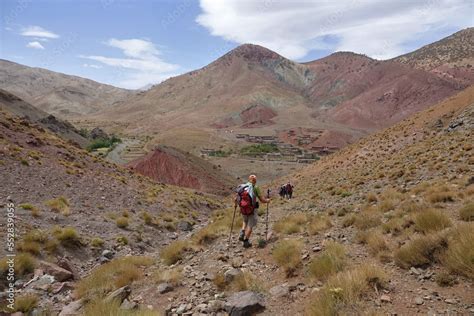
top-left (253, 184), bottom-right (261, 199)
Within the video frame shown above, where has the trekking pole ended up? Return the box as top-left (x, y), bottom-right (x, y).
top-left (265, 188), bottom-right (270, 242)
top-left (228, 204), bottom-right (237, 246)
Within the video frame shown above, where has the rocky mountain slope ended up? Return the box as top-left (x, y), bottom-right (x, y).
top-left (393, 27), bottom-right (474, 86)
top-left (0, 109), bottom-right (223, 314)
top-left (127, 145), bottom-right (236, 196)
top-left (0, 59), bottom-right (132, 118)
top-left (0, 89), bottom-right (89, 148)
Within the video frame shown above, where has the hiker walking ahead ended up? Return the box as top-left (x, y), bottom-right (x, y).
top-left (235, 174), bottom-right (270, 248)
top-left (286, 181), bottom-right (294, 199)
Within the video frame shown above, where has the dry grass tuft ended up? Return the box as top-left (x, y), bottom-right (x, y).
top-left (116, 217), bottom-right (130, 229)
top-left (354, 209), bottom-right (382, 230)
top-left (394, 233), bottom-right (447, 268)
top-left (0, 253), bottom-right (36, 277)
top-left (160, 240), bottom-right (190, 265)
top-left (308, 241), bottom-right (346, 280)
top-left (273, 212), bottom-right (307, 234)
top-left (54, 226), bottom-right (81, 248)
top-left (45, 196), bottom-right (70, 216)
top-left (272, 239), bottom-right (303, 277)
top-left (414, 209), bottom-right (451, 233)
top-left (459, 202), bottom-right (474, 221)
top-left (75, 256), bottom-right (153, 300)
top-left (13, 294), bottom-right (38, 313)
top-left (307, 265), bottom-right (388, 316)
top-left (444, 223), bottom-right (474, 280)
top-left (308, 215), bottom-right (332, 235)
top-left (366, 231), bottom-right (389, 255)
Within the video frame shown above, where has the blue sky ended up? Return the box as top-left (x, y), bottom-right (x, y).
top-left (0, 0), bottom-right (472, 89)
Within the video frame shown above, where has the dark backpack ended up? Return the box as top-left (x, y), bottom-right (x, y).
top-left (236, 184), bottom-right (256, 215)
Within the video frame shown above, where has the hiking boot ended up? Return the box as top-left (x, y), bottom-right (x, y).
top-left (238, 230), bottom-right (245, 241)
top-left (243, 239), bottom-right (252, 248)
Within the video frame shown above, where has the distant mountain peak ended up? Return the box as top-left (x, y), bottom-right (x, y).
top-left (220, 43), bottom-right (284, 63)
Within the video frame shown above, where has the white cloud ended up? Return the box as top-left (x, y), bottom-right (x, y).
top-left (81, 38), bottom-right (180, 89)
top-left (197, 0), bottom-right (473, 60)
top-left (21, 25), bottom-right (59, 39)
top-left (26, 41), bottom-right (45, 50)
top-left (82, 63), bottom-right (103, 69)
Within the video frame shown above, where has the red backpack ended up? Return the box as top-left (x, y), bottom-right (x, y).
top-left (236, 184), bottom-right (256, 215)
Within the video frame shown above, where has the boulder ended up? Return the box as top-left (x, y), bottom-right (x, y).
top-left (59, 299), bottom-right (84, 316)
top-left (104, 285), bottom-right (131, 303)
top-left (224, 291), bottom-right (265, 316)
top-left (39, 261), bottom-right (73, 282)
top-left (157, 282), bottom-right (174, 294)
top-left (224, 268), bottom-right (243, 283)
top-left (269, 284), bottom-right (289, 298)
top-left (177, 221), bottom-right (193, 231)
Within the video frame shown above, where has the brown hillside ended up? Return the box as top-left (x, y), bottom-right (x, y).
top-left (393, 28), bottom-right (474, 85)
top-left (0, 59), bottom-right (132, 118)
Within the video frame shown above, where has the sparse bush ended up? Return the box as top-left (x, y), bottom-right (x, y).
top-left (160, 240), bottom-right (190, 265)
top-left (273, 212), bottom-right (307, 235)
top-left (13, 294), bottom-right (38, 313)
top-left (272, 239), bottom-right (302, 276)
top-left (116, 236), bottom-right (128, 246)
top-left (17, 240), bottom-right (41, 255)
top-left (354, 210), bottom-right (382, 230)
top-left (366, 192), bottom-right (377, 203)
top-left (435, 271), bottom-right (457, 287)
top-left (45, 196), bottom-right (70, 216)
top-left (0, 253), bottom-right (36, 277)
top-left (75, 256), bottom-right (152, 300)
top-left (116, 217), bottom-right (129, 229)
top-left (444, 223), bottom-right (474, 280)
top-left (142, 211), bottom-right (153, 225)
top-left (414, 209), bottom-right (451, 233)
top-left (342, 214), bottom-right (356, 227)
top-left (307, 265), bottom-right (388, 316)
top-left (308, 215), bottom-right (332, 235)
top-left (54, 227), bottom-right (81, 247)
top-left (426, 190), bottom-right (455, 203)
top-left (212, 272), bottom-right (226, 291)
top-left (395, 233), bottom-right (447, 268)
top-left (91, 238), bottom-right (104, 248)
top-left (229, 272), bottom-right (266, 293)
top-left (367, 232), bottom-right (388, 255)
top-left (308, 241), bottom-right (346, 280)
top-left (459, 202), bottom-right (474, 221)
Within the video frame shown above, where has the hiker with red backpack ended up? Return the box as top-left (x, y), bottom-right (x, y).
top-left (234, 174), bottom-right (270, 248)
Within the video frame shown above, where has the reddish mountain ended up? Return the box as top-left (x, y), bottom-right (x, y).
top-left (127, 145), bottom-right (235, 195)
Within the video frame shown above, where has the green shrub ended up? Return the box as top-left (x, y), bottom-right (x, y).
top-left (86, 135), bottom-right (121, 152)
top-left (54, 227), bottom-right (81, 247)
top-left (160, 240), bottom-right (189, 265)
top-left (240, 144), bottom-right (279, 156)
